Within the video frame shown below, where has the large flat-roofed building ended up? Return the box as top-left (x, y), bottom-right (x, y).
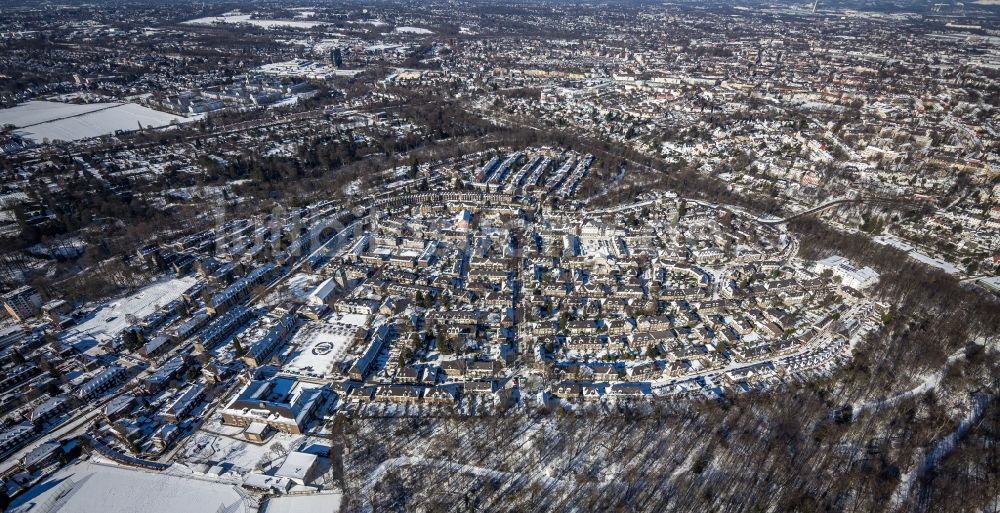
top-left (815, 255), bottom-right (880, 290)
top-left (220, 376), bottom-right (326, 434)
top-left (274, 451), bottom-right (319, 485)
top-left (8, 460), bottom-right (256, 513)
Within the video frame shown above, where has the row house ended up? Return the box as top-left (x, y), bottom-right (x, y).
top-left (166, 310), bottom-right (211, 343)
top-left (463, 381), bottom-right (497, 395)
top-left (627, 362), bottom-right (661, 381)
top-left (194, 305), bottom-right (255, 352)
top-left (439, 359), bottom-right (468, 379)
top-left (30, 395), bottom-right (72, 426)
top-left (0, 423), bottom-right (35, 456)
top-left (481, 292), bottom-right (511, 308)
top-left (764, 279), bottom-right (800, 294)
top-left (374, 385), bottom-right (422, 403)
top-left (665, 360), bottom-right (691, 377)
top-left (426, 310), bottom-right (481, 329)
top-left (550, 381), bottom-right (581, 399)
top-left (334, 298), bottom-right (380, 316)
top-left (606, 318), bottom-right (635, 336)
top-left (424, 386), bottom-right (457, 404)
top-left (152, 424), bottom-right (179, 452)
top-left (633, 330), bottom-right (676, 349)
top-left (581, 384), bottom-right (601, 401)
top-left (145, 355), bottom-right (189, 394)
top-left (207, 263), bottom-right (278, 315)
top-left (566, 319), bottom-right (598, 335)
top-left (394, 366), bottom-right (423, 384)
top-left (103, 394), bottom-right (137, 422)
top-left (75, 366), bottom-right (127, 402)
top-left (243, 313), bottom-right (297, 368)
top-left (140, 335), bottom-right (174, 360)
top-left (636, 314), bottom-right (672, 332)
top-left (467, 360), bottom-right (502, 379)
top-left (661, 287), bottom-right (707, 300)
top-left (609, 383), bottom-right (648, 399)
top-left (588, 364), bottom-right (621, 382)
top-left (348, 325), bottom-right (392, 381)
top-left (564, 336), bottom-right (607, 353)
top-left (159, 384), bottom-right (206, 424)
top-left (724, 362), bottom-right (777, 384)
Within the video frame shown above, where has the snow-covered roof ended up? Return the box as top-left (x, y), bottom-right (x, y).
top-left (274, 451), bottom-right (317, 481)
top-left (8, 461), bottom-right (255, 513)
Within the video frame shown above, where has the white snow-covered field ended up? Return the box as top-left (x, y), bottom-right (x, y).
top-left (8, 461), bottom-right (254, 513)
top-left (284, 327), bottom-right (354, 379)
top-left (183, 13), bottom-right (327, 29)
top-left (63, 276), bottom-right (197, 347)
top-left (0, 101), bottom-right (191, 144)
top-left (349, 19), bottom-right (388, 27)
top-left (0, 101), bottom-right (109, 126)
top-left (264, 492), bottom-right (343, 513)
top-left (181, 429), bottom-right (304, 474)
top-left (395, 26), bottom-right (434, 34)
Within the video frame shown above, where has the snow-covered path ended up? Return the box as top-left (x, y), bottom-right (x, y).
top-left (892, 393), bottom-right (989, 509)
top-left (360, 455), bottom-right (573, 512)
top-left (851, 347), bottom-right (968, 417)
top-left (367, 455), bottom-right (568, 488)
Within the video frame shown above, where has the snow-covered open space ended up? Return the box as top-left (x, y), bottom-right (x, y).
top-left (395, 26), bottom-right (434, 34)
top-left (283, 324), bottom-right (356, 380)
top-left (264, 492), bottom-right (343, 513)
top-left (180, 428), bottom-right (305, 474)
top-left (8, 461), bottom-right (255, 513)
top-left (182, 13), bottom-right (327, 29)
top-left (62, 276), bottom-right (197, 349)
top-left (0, 101), bottom-right (110, 127)
top-left (0, 101), bottom-right (192, 144)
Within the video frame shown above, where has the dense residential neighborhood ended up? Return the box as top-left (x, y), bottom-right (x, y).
top-left (0, 0), bottom-right (997, 512)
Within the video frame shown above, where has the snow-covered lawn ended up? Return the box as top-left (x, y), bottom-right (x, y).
top-left (0, 101), bottom-right (109, 126)
top-left (180, 430), bottom-right (304, 475)
top-left (183, 13), bottom-right (327, 29)
top-left (283, 318), bottom-right (364, 380)
top-left (395, 26), bottom-right (433, 34)
top-left (63, 276), bottom-right (197, 348)
top-left (0, 101), bottom-right (192, 144)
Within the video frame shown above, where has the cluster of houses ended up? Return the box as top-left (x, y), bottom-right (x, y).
top-left (0, 148), bottom-right (885, 500)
